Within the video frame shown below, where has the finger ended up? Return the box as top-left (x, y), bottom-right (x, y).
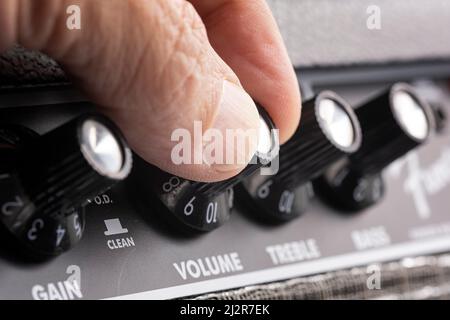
top-left (190, 0), bottom-right (301, 143)
top-left (0, 0), bottom-right (261, 182)
top-left (0, 0), bottom-right (18, 52)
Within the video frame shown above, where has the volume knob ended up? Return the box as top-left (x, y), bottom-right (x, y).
top-left (239, 91), bottom-right (362, 222)
top-left (314, 83), bottom-right (434, 211)
top-left (137, 107), bottom-right (278, 232)
top-left (0, 114), bottom-right (132, 256)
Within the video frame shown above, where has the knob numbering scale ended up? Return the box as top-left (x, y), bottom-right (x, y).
top-left (138, 106), bottom-right (278, 232)
top-left (314, 83), bottom-right (434, 211)
top-left (240, 91), bottom-right (362, 222)
top-left (0, 114), bottom-right (132, 256)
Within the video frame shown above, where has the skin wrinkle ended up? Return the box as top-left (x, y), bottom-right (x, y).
top-left (0, 1), bottom-right (17, 51)
top-left (198, 0), bottom-right (275, 43)
top-left (18, 0), bottom-right (64, 51)
top-left (17, 0), bottom-right (55, 50)
top-left (36, 1), bottom-right (72, 57)
top-left (57, 3), bottom-right (121, 100)
top-left (154, 53), bottom-right (207, 126)
top-left (157, 33), bottom-right (204, 108)
top-left (151, 2), bottom-right (227, 135)
top-left (114, 0), bottom-right (212, 131)
top-left (114, 37), bottom-right (153, 114)
top-left (119, 51), bottom-right (205, 133)
top-left (148, 0), bottom-right (181, 82)
top-left (104, 2), bottom-right (130, 98)
top-left (94, 5), bottom-right (131, 105)
top-left (84, 3), bottom-right (153, 113)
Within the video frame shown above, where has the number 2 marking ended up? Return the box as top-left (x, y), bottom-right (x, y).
top-left (1, 196), bottom-right (24, 216)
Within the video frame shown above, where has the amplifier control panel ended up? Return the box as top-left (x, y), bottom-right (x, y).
top-left (0, 72), bottom-right (449, 300)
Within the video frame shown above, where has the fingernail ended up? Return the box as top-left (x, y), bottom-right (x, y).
top-left (207, 80), bottom-right (260, 173)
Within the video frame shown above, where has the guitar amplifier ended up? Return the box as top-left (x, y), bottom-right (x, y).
top-left (0, 0), bottom-right (450, 300)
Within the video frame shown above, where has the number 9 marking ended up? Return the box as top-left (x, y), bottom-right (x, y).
top-left (184, 197), bottom-right (196, 216)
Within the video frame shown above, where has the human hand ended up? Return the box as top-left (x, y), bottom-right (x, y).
top-left (0, 0), bottom-right (301, 182)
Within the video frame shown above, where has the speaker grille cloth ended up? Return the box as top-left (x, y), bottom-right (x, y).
top-left (191, 254), bottom-right (450, 300)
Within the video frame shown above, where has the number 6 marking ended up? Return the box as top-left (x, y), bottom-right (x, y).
top-left (257, 180), bottom-right (273, 199)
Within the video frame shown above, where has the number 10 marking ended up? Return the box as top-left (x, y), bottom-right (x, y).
top-left (206, 202), bottom-right (218, 224)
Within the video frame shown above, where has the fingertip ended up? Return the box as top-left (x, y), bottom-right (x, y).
top-left (267, 68), bottom-right (302, 144)
top-left (252, 63), bottom-right (302, 145)
top-left (170, 162), bottom-right (248, 183)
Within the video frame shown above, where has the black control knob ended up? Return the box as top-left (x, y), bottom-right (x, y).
top-left (315, 83), bottom-right (434, 211)
top-left (0, 114), bottom-right (132, 256)
top-left (137, 107), bottom-right (278, 232)
top-left (239, 91), bottom-right (362, 222)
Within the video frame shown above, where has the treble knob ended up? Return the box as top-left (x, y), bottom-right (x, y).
top-left (239, 91), bottom-right (362, 222)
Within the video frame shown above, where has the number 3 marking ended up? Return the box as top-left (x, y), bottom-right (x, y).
top-left (27, 219), bottom-right (44, 241)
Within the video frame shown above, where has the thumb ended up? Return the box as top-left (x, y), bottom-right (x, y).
top-left (1, 0), bottom-right (261, 182)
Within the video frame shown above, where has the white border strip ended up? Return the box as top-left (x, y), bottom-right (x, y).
top-left (106, 236), bottom-right (450, 300)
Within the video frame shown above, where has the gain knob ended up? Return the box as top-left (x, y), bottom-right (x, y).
top-left (0, 114), bottom-right (132, 256)
top-left (137, 106), bottom-right (278, 232)
top-left (314, 83), bottom-right (434, 211)
top-left (239, 91), bottom-right (362, 222)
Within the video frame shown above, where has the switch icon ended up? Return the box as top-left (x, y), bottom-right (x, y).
top-left (104, 218), bottom-right (128, 236)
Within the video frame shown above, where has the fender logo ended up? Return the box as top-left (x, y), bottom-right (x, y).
top-left (388, 147), bottom-right (450, 219)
